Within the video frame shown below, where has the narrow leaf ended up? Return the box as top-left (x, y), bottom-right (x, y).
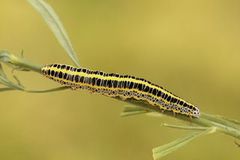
top-left (161, 123), bottom-right (209, 131)
top-left (121, 105), bottom-right (149, 117)
top-left (152, 127), bottom-right (216, 160)
top-left (25, 86), bottom-right (69, 93)
top-left (0, 64), bottom-right (23, 90)
top-left (0, 76), bottom-right (24, 90)
top-left (0, 87), bottom-right (15, 92)
top-left (220, 116), bottom-right (240, 125)
top-left (27, 0), bottom-right (80, 67)
top-left (0, 64), bottom-right (6, 77)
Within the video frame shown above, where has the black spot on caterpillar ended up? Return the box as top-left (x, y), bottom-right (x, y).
top-left (41, 64), bottom-right (200, 118)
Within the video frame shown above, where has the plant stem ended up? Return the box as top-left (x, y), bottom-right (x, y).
top-left (0, 50), bottom-right (41, 73)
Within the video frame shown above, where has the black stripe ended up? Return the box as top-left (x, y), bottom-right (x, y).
top-left (51, 70), bottom-right (55, 76)
top-left (61, 65), bottom-right (66, 69)
top-left (96, 79), bottom-right (101, 86)
top-left (75, 75), bottom-right (79, 82)
top-left (63, 73), bottom-right (67, 79)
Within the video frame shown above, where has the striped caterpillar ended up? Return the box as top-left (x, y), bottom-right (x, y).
top-left (41, 64), bottom-right (200, 118)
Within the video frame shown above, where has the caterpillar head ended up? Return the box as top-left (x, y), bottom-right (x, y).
top-left (191, 106), bottom-right (200, 118)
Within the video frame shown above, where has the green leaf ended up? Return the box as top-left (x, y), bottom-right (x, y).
top-left (0, 75), bottom-right (24, 91)
top-left (0, 64), bottom-right (24, 90)
top-left (25, 86), bottom-right (69, 93)
top-left (27, 0), bottom-right (80, 67)
top-left (152, 127), bottom-right (216, 160)
top-left (121, 105), bottom-right (149, 117)
top-left (161, 123), bottom-right (209, 131)
top-left (220, 116), bottom-right (240, 125)
top-left (0, 64), bottom-right (7, 77)
top-left (0, 87), bottom-right (15, 92)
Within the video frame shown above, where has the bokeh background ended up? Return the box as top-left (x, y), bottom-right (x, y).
top-left (1, 0), bottom-right (240, 159)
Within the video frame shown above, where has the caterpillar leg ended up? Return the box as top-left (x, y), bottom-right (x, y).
top-left (172, 111), bottom-right (176, 117)
top-left (70, 86), bottom-right (78, 90)
top-left (119, 96), bottom-right (127, 101)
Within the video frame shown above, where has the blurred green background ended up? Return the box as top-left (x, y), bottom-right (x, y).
top-left (1, 0), bottom-right (240, 159)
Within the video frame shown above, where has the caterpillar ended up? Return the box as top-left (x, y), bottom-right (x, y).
top-left (41, 64), bottom-right (200, 118)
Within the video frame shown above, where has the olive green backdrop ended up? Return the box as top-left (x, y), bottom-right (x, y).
top-left (0, 0), bottom-right (240, 160)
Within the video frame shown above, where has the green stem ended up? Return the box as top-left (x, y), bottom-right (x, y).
top-left (0, 50), bottom-right (41, 73)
